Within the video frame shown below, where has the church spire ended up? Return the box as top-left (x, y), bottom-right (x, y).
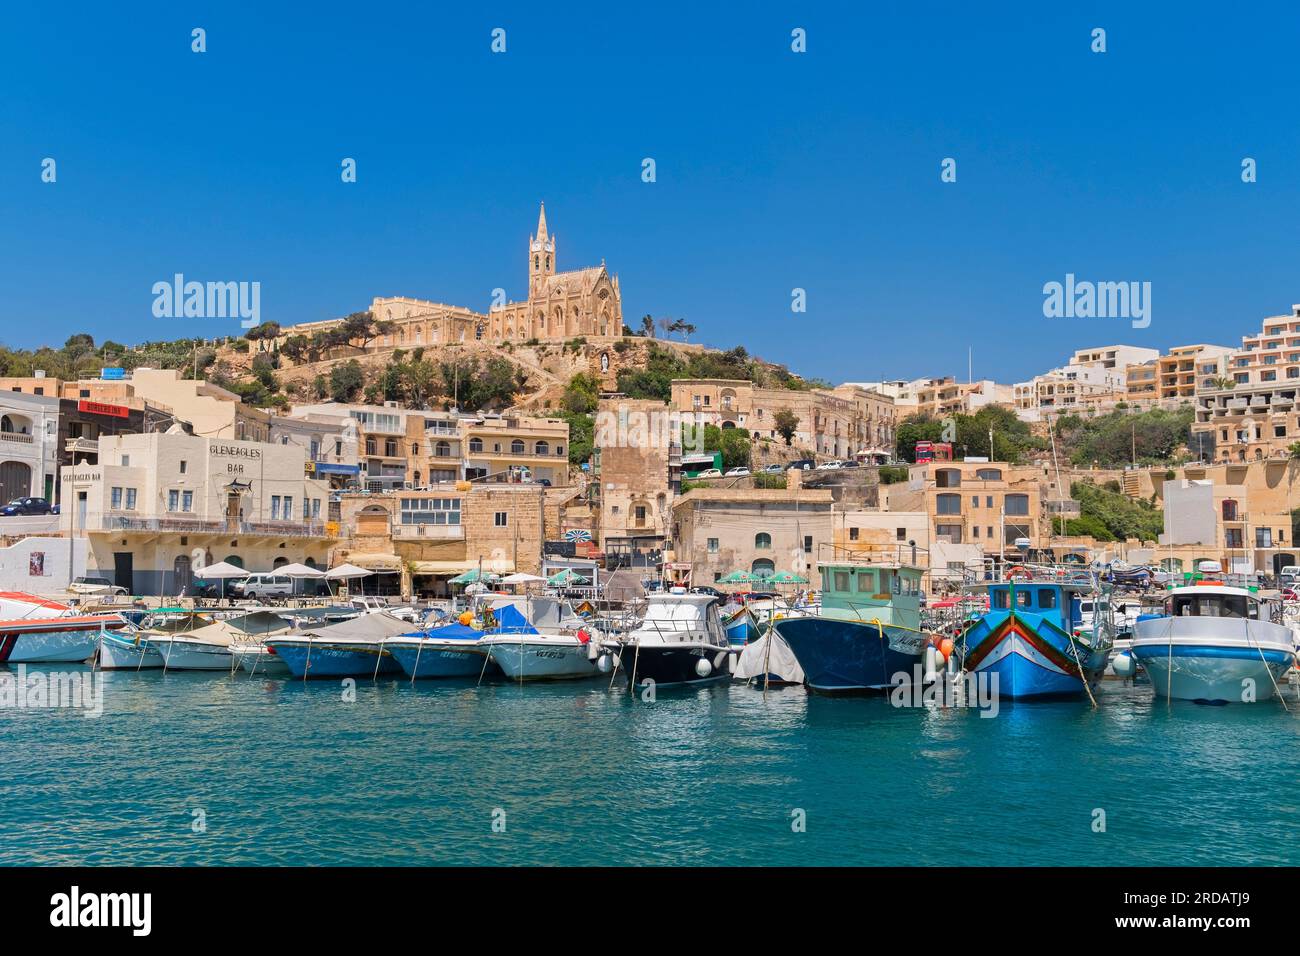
top-left (536, 202), bottom-right (548, 242)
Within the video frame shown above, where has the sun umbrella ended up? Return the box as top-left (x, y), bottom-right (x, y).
top-left (193, 561), bottom-right (249, 602)
top-left (501, 572), bottom-right (548, 585)
top-left (275, 562), bottom-right (326, 578)
top-left (195, 561), bottom-right (250, 579)
top-left (717, 570), bottom-right (756, 584)
top-left (767, 571), bottom-right (810, 585)
top-left (450, 568), bottom-right (499, 585)
top-left (325, 563), bottom-right (374, 580)
top-left (547, 568), bottom-right (589, 586)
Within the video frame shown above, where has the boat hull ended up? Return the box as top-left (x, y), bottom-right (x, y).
top-left (266, 641), bottom-right (403, 679)
top-left (0, 627), bottom-right (100, 663)
top-left (388, 641), bottom-right (489, 679)
top-left (1131, 617), bottom-right (1295, 702)
top-left (617, 642), bottom-right (731, 689)
top-left (487, 639), bottom-right (599, 680)
top-left (98, 635), bottom-right (164, 670)
top-left (230, 646), bottom-right (292, 677)
top-left (774, 616), bottom-right (926, 693)
top-left (962, 611), bottom-right (1107, 700)
top-left (151, 639), bottom-right (234, 671)
top-left (723, 614), bottom-right (758, 646)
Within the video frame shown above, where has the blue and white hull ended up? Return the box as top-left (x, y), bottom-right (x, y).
top-left (1131, 616), bottom-right (1295, 703)
top-left (264, 639), bottom-right (403, 679)
top-left (774, 616), bottom-right (927, 693)
top-left (387, 637), bottom-right (490, 678)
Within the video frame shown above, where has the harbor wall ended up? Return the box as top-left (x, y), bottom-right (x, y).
top-left (0, 536), bottom-right (86, 595)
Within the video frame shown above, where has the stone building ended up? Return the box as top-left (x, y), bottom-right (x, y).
top-left (593, 398), bottom-right (676, 566)
top-left (669, 488), bottom-right (834, 589)
top-left (276, 205), bottom-right (623, 351)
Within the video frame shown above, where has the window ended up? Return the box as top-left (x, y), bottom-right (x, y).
top-left (435, 440), bottom-right (451, 458)
top-left (283, 497), bottom-right (293, 520)
top-left (973, 526), bottom-right (980, 538)
top-left (755, 532), bottom-right (772, 549)
top-left (311, 499), bottom-right (321, 519)
top-left (271, 496), bottom-right (281, 520)
top-left (971, 495), bottom-right (979, 508)
top-left (849, 527), bottom-right (859, 541)
top-left (804, 535), bottom-right (813, 553)
top-left (1256, 528), bottom-right (1273, 548)
top-left (556, 445), bottom-right (564, 457)
top-left (975, 468), bottom-right (1002, 480)
top-left (1225, 528), bottom-right (1243, 548)
top-left (182, 491), bottom-right (193, 512)
top-left (1038, 589), bottom-right (1057, 608)
top-left (179, 460), bottom-right (187, 474)
top-left (1004, 494), bottom-right (1029, 516)
top-left (511, 440), bottom-right (525, 455)
top-left (936, 493), bottom-right (961, 515)
top-left (935, 523), bottom-right (962, 543)
top-left (125, 489), bottom-right (137, 510)
top-left (168, 490), bottom-right (180, 512)
top-left (707, 537), bottom-right (719, 553)
top-left (398, 497), bottom-right (461, 525)
top-left (111, 487), bottom-right (122, 510)
top-left (121, 455), bottom-right (130, 466)
top-left (495, 511), bottom-right (508, 527)
top-left (469, 438), bottom-right (483, 454)
top-left (833, 571), bottom-right (850, 591)
top-left (856, 571), bottom-right (874, 592)
top-left (935, 468), bottom-right (961, 488)
top-left (896, 527), bottom-right (906, 540)
top-left (535, 441), bottom-right (549, 456)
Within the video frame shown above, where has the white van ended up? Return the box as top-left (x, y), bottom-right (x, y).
top-left (232, 574), bottom-right (295, 600)
top-left (1279, 565), bottom-right (1300, 585)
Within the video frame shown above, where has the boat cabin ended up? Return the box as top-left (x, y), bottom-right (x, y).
top-left (986, 582), bottom-right (1087, 633)
top-left (1163, 586), bottom-right (1263, 620)
top-left (819, 561), bottom-right (923, 628)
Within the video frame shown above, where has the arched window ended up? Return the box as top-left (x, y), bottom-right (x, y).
top-left (511, 439), bottom-right (525, 454)
top-left (411, 443), bottom-right (420, 456)
top-left (0, 416), bottom-right (11, 433)
top-left (751, 558), bottom-right (775, 578)
top-left (935, 468), bottom-right (962, 488)
top-left (534, 441), bottom-right (549, 456)
top-left (755, 532), bottom-right (772, 550)
top-left (435, 440), bottom-right (451, 458)
top-left (469, 438), bottom-right (483, 454)
top-left (223, 555), bottom-right (244, 568)
top-left (975, 468), bottom-right (1003, 481)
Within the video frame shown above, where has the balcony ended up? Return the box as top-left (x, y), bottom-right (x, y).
top-left (102, 515), bottom-right (332, 538)
top-left (392, 523), bottom-right (464, 541)
top-left (0, 431), bottom-right (35, 445)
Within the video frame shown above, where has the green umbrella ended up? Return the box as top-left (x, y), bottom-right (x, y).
top-left (767, 571), bottom-right (809, 585)
top-left (717, 570), bottom-right (757, 584)
top-left (450, 569), bottom-right (499, 585)
top-left (547, 568), bottom-right (589, 586)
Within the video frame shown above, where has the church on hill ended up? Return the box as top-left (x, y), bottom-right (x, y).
top-left (278, 205), bottom-right (624, 350)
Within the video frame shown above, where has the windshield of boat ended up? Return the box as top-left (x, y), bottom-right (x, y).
top-left (1167, 593), bottom-right (1258, 619)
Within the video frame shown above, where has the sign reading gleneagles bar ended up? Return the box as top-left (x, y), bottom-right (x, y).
top-left (209, 441), bottom-right (264, 476)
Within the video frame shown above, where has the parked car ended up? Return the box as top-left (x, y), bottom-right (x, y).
top-left (1279, 565), bottom-right (1300, 586)
top-left (760, 464), bottom-right (785, 474)
top-left (786, 459), bottom-right (815, 471)
top-left (1, 496), bottom-right (54, 516)
top-left (816, 460), bottom-right (845, 471)
top-left (724, 467), bottom-right (750, 477)
top-left (696, 468), bottom-right (723, 479)
top-left (840, 459), bottom-right (860, 468)
top-left (67, 576), bottom-right (128, 596)
top-left (230, 573), bottom-right (295, 601)
top-left (691, 585), bottom-right (724, 598)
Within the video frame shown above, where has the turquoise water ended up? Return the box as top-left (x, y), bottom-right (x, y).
top-left (3, 666), bottom-right (1298, 866)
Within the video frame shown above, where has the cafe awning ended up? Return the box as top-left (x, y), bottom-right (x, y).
top-left (345, 552), bottom-right (403, 572)
top-left (410, 558), bottom-right (515, 577)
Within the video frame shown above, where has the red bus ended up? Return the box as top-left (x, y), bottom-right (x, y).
top-left (915, 441), bottom-right (953, 463)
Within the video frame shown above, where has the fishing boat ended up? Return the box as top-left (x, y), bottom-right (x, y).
top-left (1130, 563), bottom-right (1296, 703)
top-left (603, 589), bottom-right (731, 689)
top-left (229, 642), bottom-right (292, 677)
top-left (97, 626), bottom-right (165, 670)
top-left (150, 610), bottom-right (292, 671)
top-left (265, 613), bottom-right (413, 679)
top-left (0, 592), bottom-right (130, 663)
top-left (959, 566), bottom-right (1111, 700)
top-left (477, 598), bottom-right (604, 681)
top-left (773, 554), bottom-right (930, 693)
top-left (386, 623), bottom-right (495, 679)
top-left (720, 604), bottom-right (759, 646)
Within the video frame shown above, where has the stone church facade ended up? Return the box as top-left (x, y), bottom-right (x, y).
top-left (282, 205), bottom-right (623, 351)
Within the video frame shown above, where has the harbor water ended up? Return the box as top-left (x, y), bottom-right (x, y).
top-left (3, 666), bottom-right (1298, 866)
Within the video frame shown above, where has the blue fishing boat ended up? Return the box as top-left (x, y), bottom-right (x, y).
top-left (959, 569), bottom-right (1110, 700)
top-left (387, 623), bottom-right (493, 679)
top-left (773, 555), bottom-right (929, 693)
top-left (721, 605), bottom-right (759, 646)
top-left (264, 613), bottom-right (413, 679)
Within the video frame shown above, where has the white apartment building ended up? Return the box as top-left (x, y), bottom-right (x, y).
top-left (60, 432), bottom-right (335, 594)
top-left (0, 391), bottom-right (60, 502)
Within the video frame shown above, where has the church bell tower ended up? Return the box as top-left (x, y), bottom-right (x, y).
top-left (528, 202), bottom-right (555, 298)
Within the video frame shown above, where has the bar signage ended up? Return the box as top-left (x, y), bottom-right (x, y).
top-left (77, 400), bottom-right (130, 419)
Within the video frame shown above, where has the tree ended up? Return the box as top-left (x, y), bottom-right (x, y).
top-left (562, 373), bottom-right (601, 415)
top-left (280, 334), bottom-right (310, 364)
top-left (244, 321), bottom-right (281, 341)
top-left (639, 314), bottom-right (655, 338)
top-left (329, 360), bottom-right (364, 402)
top-left (773, 408), bottom-right (799, 445)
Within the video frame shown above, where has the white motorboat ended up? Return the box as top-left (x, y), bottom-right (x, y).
top-left (478, 597), bottom-right (603, 680)
top-left (97, 627), bottom-right (164, 670)
top-left (0, 591), bottom-right (130, 663)
top-left (229, 642), bottom-right (292, 677)
top-left (604, 589), bottom-right (732, 689)
top-left (149, 610), bottom-right (293, 672)
top-left (1131, 568), bottom-right (1296, 703)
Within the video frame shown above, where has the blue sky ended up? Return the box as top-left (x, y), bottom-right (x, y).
top-left (4, 2), bottom-right (1300, 383)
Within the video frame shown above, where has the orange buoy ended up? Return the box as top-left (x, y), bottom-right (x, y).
top-left (458, 610), bottom-right (474, 627)
top-left (938, 637), bottom-right (954, 661)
